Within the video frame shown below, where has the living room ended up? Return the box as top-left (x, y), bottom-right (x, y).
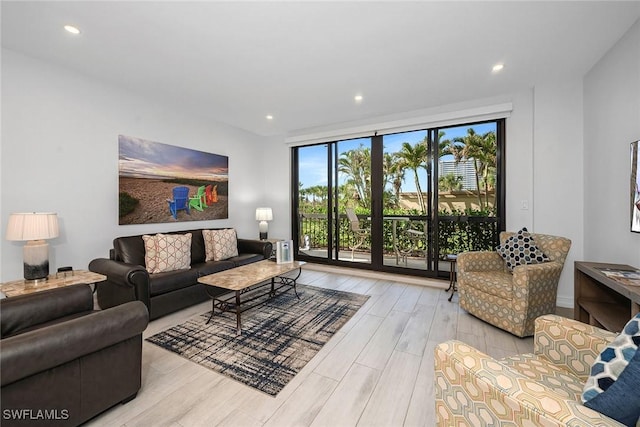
top-left (1, 2), bottom-right (639, 426)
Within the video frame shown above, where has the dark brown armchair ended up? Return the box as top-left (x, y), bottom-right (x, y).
top-left (1, 284), bottom-right (148, 426)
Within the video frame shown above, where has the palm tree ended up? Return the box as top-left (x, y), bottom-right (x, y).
top-left (338, 145), bottom-right (371, 209)
top-left (452, 129), bottom-right (497, 210)
top-left (439, 173), bottom-right (463, 191)
top-left (386, 152), bottom-right (405, 208)
top-left (396, 141), bottom-right (428, 213)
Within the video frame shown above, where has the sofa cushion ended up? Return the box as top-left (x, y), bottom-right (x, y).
top-left (1, 285), bottom-right (94, 338)
top-left (463, 270), bottom-right (513, 300)
top-left (114, 235), bottom-right (146, 265)
top-left (148, 268), bottom-right (200, 296)
top-left (203, 229), bottom-right (238, 261)
top-left (142, 233), bottom-right (192, 274)
top-left (496, 227), bottom-right (549, 272)
top-left (192, 260), bottom-right (235, 277)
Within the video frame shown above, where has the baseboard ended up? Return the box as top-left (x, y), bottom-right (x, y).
top-left (556, 296), bottom-right (574, 309)
top-left (301, 262), bottom-right (448, 290)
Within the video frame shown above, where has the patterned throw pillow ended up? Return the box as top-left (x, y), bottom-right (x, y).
top-left (496, 227), bottom-right (550, 272)
top-left (142, 233), bottom-right (192, 274)
top-left (203, 229), bottom-right (238, 261)
top-left (582, 313), bottom-right (640, 426)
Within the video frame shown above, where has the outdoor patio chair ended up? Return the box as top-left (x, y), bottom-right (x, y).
top-left (189, 185), bottom-right (206, 212)
top-left (345, 208), bottom-right (369, 261)
top-left (166, 186), bottom-right (190, 220)
top-left (398, 226), bottom-right (425, 265)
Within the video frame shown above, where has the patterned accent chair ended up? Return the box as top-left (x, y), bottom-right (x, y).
top-left (457, 231), bottom-right (571, 337)
top-left (435, 315), bottom-right (622, 426)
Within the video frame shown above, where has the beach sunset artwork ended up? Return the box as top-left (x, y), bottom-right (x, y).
top-left (118, 135), bottom-right (229, 225)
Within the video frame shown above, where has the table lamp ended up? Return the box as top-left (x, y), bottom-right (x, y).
top-left (255, 207), bottom-right (273, 240)
top-left (6, 212), bottom-right (59, 283)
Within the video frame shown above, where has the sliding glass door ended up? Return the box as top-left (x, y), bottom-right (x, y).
top-left (295, 138), bottom-right (373, 265)
top-left (293, 119), bottom-right (504, 278)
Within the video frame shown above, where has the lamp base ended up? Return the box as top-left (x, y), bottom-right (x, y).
top-left (23, 240), bottom-right (50, 282)
top-left (259, 220), bottom-right (269, 241)
top-left (24, 277), bottom-right (49, 287)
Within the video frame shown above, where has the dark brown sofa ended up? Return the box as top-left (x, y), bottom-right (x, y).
top-left (0, 284), bottom-right (148, 426)
top-left (89, 228), bottom-right (272, 320)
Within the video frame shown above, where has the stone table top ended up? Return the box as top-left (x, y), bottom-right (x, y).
top-left (198, 260), bottom-right (305, 291)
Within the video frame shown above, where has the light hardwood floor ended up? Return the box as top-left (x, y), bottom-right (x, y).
top-left (87, 267), bottom-right (569, 427)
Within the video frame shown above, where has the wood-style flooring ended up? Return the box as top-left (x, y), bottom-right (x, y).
top-left (87, 266), bottom-right (571, 427)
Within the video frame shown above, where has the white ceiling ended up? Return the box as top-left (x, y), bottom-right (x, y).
top-left (2, 1), bottom-right (639, 137)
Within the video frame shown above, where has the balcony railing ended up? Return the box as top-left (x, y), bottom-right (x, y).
top-left (297, 212), bottom-right (498, 259)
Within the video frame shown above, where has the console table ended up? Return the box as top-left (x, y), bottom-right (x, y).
top-left (574, 261), bottom-right (640, 332)
top-left (0, 270), bottom-right (106, 298)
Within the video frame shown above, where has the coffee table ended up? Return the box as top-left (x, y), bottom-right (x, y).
top-left (198, 260), bottom-right (305, 335)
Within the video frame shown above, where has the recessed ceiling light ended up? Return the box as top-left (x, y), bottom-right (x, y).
top-left (64, 25), bottom-right (81, 35)
top-left (354, 94), bottom-right (363, 103)
top-left (492, 63), bottom-right (504, 72)
top-left (266, 115), bottom-right (273, 120)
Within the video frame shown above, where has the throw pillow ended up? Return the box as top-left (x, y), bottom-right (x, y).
top-left (496, 227), bottom-right (550, 272)
top-left (203, 229), bottom-right (238, 261)
top-left (142, 233), bottom-right (192, 274)
top-left (582, 313), bottom-right (640, 426)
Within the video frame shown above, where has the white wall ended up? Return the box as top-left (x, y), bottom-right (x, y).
top-left (259, 135), bottom-right (292, 241)
top-left (1, 49), bottom-right (266, 281)
top-left (584, 19), bottom-right (640, 267)
top-left (532, 81), bottom-right (584, 307)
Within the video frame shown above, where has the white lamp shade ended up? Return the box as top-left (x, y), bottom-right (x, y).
top-left (255, 207), bottom-right (273, 221)
top-left (6, 213), bottom-right (59, 241)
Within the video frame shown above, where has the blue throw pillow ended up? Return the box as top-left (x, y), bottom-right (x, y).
top-left (582, 313), bottom-right (640, 426)
top-left (584, 348), bottom-right (640, 426)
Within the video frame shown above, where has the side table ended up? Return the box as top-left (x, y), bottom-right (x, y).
top-left (444, 254), bottom-right (458, 302)
top-left (0, 270), bottom-right (106, 298)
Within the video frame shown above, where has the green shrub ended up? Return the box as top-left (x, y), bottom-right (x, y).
top-left (119, 192), bottom-right (139, 217)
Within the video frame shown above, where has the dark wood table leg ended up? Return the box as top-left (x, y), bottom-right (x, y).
top-left (235, 290), bottom-right (242, 335)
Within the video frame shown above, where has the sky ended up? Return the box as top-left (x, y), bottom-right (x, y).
top-left (298, 122), bottom-right (496, 193)
top-left (119, 135), bottom-right (228, 181)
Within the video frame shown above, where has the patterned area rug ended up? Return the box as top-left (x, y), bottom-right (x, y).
top-left (146, 284), bottom-right (369, 396)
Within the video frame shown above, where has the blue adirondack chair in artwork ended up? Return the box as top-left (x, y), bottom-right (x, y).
top-left (167, 186), bottom-right (190, 220)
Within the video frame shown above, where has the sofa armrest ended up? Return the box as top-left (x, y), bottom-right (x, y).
top-left (534, 314), bottom-right (617, 381)
top-left (1, 285), bottom-right (93, 338)
top-left (89, 258), bottom-right (151, 311)
top-left (434, 340), bottom-right (623, 426)
top-left (1, 301), bottom-right (149, 386)
top-left (457, 251), bottom-right (505, 273)
top-left (237, 238), bottom-right (273, 259)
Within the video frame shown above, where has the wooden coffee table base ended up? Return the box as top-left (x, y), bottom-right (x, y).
top-left (206, 269), bottom-right (302, 335)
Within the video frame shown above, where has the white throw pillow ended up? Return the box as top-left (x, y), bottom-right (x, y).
top-left (142, 233), bottom-right (192, 273)
top-left (203, 229), bottom-right (238, 261)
